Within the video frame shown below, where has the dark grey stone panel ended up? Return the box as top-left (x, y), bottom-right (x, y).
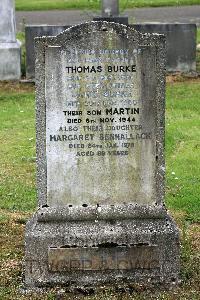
top-left (132, 23), bottom-right (196, 73)
top-left (25, 25), bottom-right (70, 79)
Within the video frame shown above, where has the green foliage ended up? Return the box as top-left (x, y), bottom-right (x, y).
top-left (0, 84), bottom-right (36, 211)
top-left (15, 0), bottom-right (200, 11)
top-left (197, 28), bottom-right (200, 44)
top-left (0, 78), bottom-right (199, 300)
top-left (16, 32), bottom-right (26, 77)
top-left (197, 29), bottom-right (200, 73)
top-left (0, 80), bottom-right (199, 223)
top-left (16, 0), bottom-right (101, 11)
top-left (166, 81), bottom-right (200, 222)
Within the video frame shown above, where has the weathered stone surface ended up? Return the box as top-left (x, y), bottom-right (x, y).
top-left (25, 21), bottom-right (180, 288)
top-left (37, 205), bottom-right (167, 222)
top-left (0, 0), bottom-right (16, 43)
top-left (48, 245), bottom-right (159, 272)
top-left (0, 41), bottom-right (21, 80)
top-left (36, 22), bottom-right (165, 208)
top-left (0, 0), bottom-right (21, 80)
top-left (25, 216), bottom-right (180, 287)
top-left (93, 16), bottom-right (129, 25)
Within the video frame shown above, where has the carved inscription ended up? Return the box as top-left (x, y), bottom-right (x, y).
top-left (48, 245), bottom-right (160, 272)
top-left (47, 48), bottom-right (150, 158)
top-left (45, 30), bottom-right (157, 206)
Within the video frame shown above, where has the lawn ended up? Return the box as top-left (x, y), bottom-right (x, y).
top-left (15, 0), bottom-right (200, 11)
top-left (0, 80), bottom-right (199, 220)
top-left (0, 77), bottom-right (199, 299)
top-left (165, 79), bottom-right (200, 222)
top-left (0, 83), bottom-right (36, 212)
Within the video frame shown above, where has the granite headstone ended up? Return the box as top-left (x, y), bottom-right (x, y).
top-left (25, 21), bottom-right (180, 288)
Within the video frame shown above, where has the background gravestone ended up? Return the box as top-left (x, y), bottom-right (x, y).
top-left (25, 25), bottom-right (70, 80)
top-left (94, 0), bottom-right (128, 25)
top-left (0, 0), bottom-right (21, 80)
top-left (25, 21), bottom-right (180, 288)
top-left (25, 23), bottom-right (196, 80)
top-left (134, 23), bottom-right (196, 73)
top-left (102, 0), bottom-right (119, 16)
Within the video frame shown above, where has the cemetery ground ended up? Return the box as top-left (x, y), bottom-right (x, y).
top-left (15, 0), bottom-right (200, 11)
top-left (0, 30), bottom-right (199, 300)
top-left (0, 79), bottom-right (199, 299)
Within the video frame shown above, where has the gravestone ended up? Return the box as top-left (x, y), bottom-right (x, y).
top-left (134, 23), bottom-right (196, 73)
top-left (25, 21), bottom-right (180, 288)
top-left (102, 0), bottom-right (119, 16)
top-left (0, 0), bottom-right (21, 80)
top-left (94, 0), bottom-right (128, 25)
top-left (25, 25), bottom-right (70, 80)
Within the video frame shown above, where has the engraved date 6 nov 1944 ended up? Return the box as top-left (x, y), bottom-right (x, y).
top-left (66, 116), bottom-right (136, 124)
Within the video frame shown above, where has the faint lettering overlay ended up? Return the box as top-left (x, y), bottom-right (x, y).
top-left (48, 246), bottom-right (160, 272)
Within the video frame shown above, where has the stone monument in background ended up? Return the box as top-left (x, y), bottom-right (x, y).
top-left (25, 0), bottom-right (196, 79)
top-left (0, 0), bottom-right (21, 80)
top-left (94, 0), bottom-right (128, 25)
top-left (25, 21), bottom-right (180, 288)
top-left (102, 0), bottom-right (119, 16)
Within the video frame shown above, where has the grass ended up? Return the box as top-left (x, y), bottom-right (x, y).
top-left (16, 32), bottom-right (26, 77)
top-left (0, 77), bottom-right (199, 299)
top-left (1, 78), bottom-right (199, 221)
top-left (197, 28), bottom-right (200, 44)
top-left (0, 211), bottom-right (199, 299)
top-left (165, 80), bottom-right (200, 222)
top-left (0, 82), bottom-right (36, 211)
top-left (196, 29), bottom-right (200, 72)
top-left (15, 0), bottom-right (200, 11)
top-left (1, 28), bottom-right (200, 298)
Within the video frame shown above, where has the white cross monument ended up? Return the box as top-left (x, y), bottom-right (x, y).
top-left (94, 0), bottom-right (128, 25)
top-left (0, 0), bottom-right (21, 80)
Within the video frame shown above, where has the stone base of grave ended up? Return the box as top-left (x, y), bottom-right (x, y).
top-left (25, 207), bottom-right (180, 288)
top-left (0, 41), bottom-right (21, 80)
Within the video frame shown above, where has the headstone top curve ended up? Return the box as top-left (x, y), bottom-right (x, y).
top-left (34, 21), bottom-right (165, 46)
